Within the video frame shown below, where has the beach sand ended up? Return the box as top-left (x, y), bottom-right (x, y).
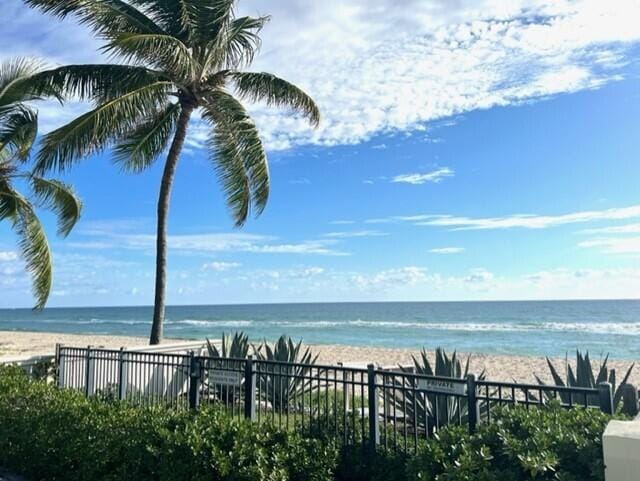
top-left (1, 330), bottom-right (638, 386)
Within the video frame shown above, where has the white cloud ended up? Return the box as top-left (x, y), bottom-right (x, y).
top-left (5, 0), bottom-right (640, 149)
top-left (581, 223), bottom-right (640, 234)
top-left (429, 247), bottom-right (465, 254)
top-left (202, 261), bottom-right (242, 272)
top-left (392, 168), bottom-right (454, 185)
top-left (77, 225), bottom-right (349, 256)
top-left (323, 230), bottom-right (387, 239)
top-left (329, 220), bottom-right (356, 225)
top-left (578, 237), bottom-right (640, 254)
top-left (289, 178), bottom-right (311, 185)
top-left (0, 251), bottom-right (18, 262)
top-left (369, 204), bottom-right (640, 230)
top-left (354, 266), bottom-right (430, 289)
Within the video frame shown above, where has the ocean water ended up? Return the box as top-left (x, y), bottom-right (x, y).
top-left (0, 300), bottom-right (639, 359)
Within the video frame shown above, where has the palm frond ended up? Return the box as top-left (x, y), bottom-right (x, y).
top-left (203, 90), bottom-right (269, 225)
top-left (12, 197), bottom-right (53, 309)
top-left (35, 81), bottom-right (173, 173)
top-left (27, 64), bottom-right (162, 102)
top-left (114, 102), bottom-right (180, 172)
top-left (182, 0), bottom-right (236, 45)
top-left (30, 176), bottom-right (82, 237)
top-left (24, 0), bottom-right (166, 36)
top-left (102, 33), bottom-right (198, 81)
top-left (0, 57), bottom-right (58, 108)
top-left (0, 167), bottom-right (19, 221)
top-left (231, 72), bottom-right (320, 127)
top-left (205, 16), bottom-right (269, 70)
top-left (0, 105), bottom-right (38, 161)
top-left (127, 0), bottom-right (189, 39)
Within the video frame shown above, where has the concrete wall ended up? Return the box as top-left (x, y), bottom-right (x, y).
top-left (603, 416), bottom-right (640, 481)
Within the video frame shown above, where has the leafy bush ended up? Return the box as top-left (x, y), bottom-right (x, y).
top-left (0, 366), bottom-right (337, 481)
top-left (407, 402), bottom-right (610, 481)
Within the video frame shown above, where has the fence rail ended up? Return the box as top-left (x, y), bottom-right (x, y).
top-left (55, 345), bottom-right (612, 454)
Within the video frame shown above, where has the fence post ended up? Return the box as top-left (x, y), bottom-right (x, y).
top-left (244, 355), bottom-right (256, 421)
top-left (598, 382), bottom-right (614, 415)
top-left (467, 374), bottom-right (479, 434)
top-left (619, 384), bottom-right (639, 417)
top-left (118, 348), bottom-right (126, 401)
top-left (54, 343), bottom-right (61, 387)
top-left (188, 352), bottom-right (201, 410)
top-left (367, 364), bottom-right (380, 451)
top-left (84, 346), bottom-right (93, 397)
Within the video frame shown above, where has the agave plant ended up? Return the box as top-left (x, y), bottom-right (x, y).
top-left (536, 350), bottom-right (635, 414)
top-left (391, 348), bottom-right (486, 433)
top-left (203, 332), bottom-right (251, 406)
top-left (206, 331), bottom-right (251, 359)
top-left (255, 335), bottom-right (319, 412)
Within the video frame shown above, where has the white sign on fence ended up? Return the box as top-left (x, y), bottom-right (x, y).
top-left (417, 378), bottom-right (467, 396)
top-left (209, 370), bottom-right (242, 386)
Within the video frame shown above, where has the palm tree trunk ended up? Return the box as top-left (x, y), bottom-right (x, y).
top-left (149, 104), bottom-right (194, 345)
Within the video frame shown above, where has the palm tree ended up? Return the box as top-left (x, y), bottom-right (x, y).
top-left (0, 58), bottom-right (82, 308)
top-left (24, 0), bottom-right (320, 344)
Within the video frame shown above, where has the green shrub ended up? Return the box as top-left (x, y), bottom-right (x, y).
top-left (406, 402), bottom-right (610, 481)
top-left (0, 366), bottom-right (337, 481)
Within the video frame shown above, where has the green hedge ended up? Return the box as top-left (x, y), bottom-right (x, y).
top-left (335, 404), bottom-right (610, 481)
top-left (0, 367), bottom-right (611, 481)
top-left (0, 366), bottom-right (337, 481)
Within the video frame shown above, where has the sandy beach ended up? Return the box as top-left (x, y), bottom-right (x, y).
top-left (1, 330), bottom-right (638, 386)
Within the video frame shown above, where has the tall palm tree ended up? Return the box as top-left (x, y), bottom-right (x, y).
top-left (0, 58), bottom-right (82, 308)
top-left (24, 0), bottom-right (320, 344)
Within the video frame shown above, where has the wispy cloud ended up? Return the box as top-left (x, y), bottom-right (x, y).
top-left (392, 168), bottom-right (454, 185)
top-left (202, 261), bottom-right (242, 272)
top-left (323, 230), bottom-right (388, 239)
top-left (581, 223), bottom-right (640, 234)
top-left (368, 204), bottom-right (640, 230)
top-left (329, 220), bottom-right (356, 225)
top-left (289, 177), bottom-right (311, 185)
top-left (578, 237), bottom-right (640, 254)
top-left (75, 222), bottom-right (350, 256)
top-left (5, 0), bottom-right (640, 150)
top-left (429, 247), bottom-right (465, 254)
top-left (0, 251), bottom-right (18, 262)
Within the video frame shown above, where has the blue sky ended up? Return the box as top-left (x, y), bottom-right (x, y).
top-left (1, 0), bottom-right (640, 307)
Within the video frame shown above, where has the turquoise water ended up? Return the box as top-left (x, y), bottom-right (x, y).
top-left (0, 300), bottom-right (639, 359)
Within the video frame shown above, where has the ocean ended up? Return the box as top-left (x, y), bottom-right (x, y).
top-left (0, 300), bottom-right (639, 359)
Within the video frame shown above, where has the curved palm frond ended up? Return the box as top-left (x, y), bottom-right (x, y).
top-left (203, 90), bottom-right (269, 224)
top-left (127, 0), bottom-right (188, 39)
top-left (35, 81), bottom-right (173, 173)
top-left (181, 0), bottom-right (236, 45)
top-left (30, 176), bottom-right (82, 237)
top-left (12, 195), bottom-right (53, 310)
top-left (0, 106), bottom-right (38, 162)
top-left (27, 64), bottom-right (162, 102)
top-left (205, 15), bottom-right (269, 71)
top-left (24, 0), bottom-right (166, 37)
top-left (0, 57), bottom-right (59, 108)
top-left (102, 33), bottom-right (198, 81)
top-left (114, 102), bottom-right (180, 172)
top-left (231, 72), bottom-right (320, 126)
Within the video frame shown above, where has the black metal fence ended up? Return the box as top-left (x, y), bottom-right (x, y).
top-left (56, 345), bottom-right (614, 454)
